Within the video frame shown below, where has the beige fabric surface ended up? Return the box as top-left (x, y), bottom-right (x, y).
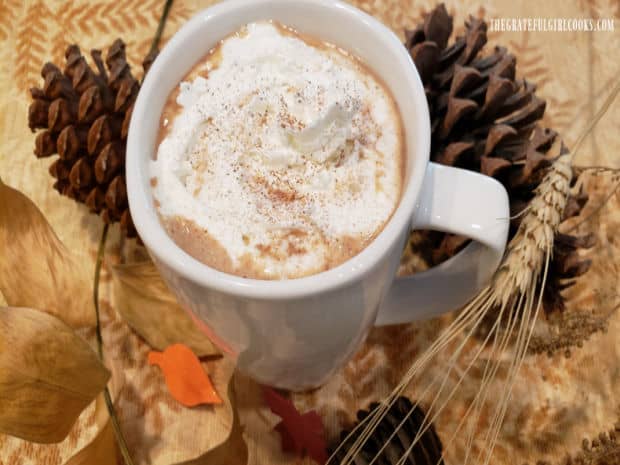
top-left (0, 0), bottom-right (619, 464)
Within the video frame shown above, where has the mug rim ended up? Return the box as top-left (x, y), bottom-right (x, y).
top-left (126, 0), bottom-right (431, 300)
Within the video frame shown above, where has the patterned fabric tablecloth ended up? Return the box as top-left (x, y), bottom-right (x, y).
top-left (0, 1), bottom-right (619, 464)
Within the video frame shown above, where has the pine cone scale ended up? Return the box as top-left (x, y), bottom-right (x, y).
top-left (43, 69), bottom-right (74, 100)
top-left (484, 123), bottom-right (517, 156)
top-left (88, 115), bottom-right (121, 155)
top-left (450, 65), bottom-right (482, 97)
top-left (69, 157), bottom-right (94, 189)
top-left (57, 125), bottom-right (84, 160)
top-left (440, 97), bottom-right (477, 139)
top-left (34, 130), bottom-right (56, 157)
top-left (94, 141), bottom-right (124, 184)
top-left (410, 42), bottom-right (440, 83)
top-left (48, 98), bottom-right (76, 132)
top-left (423, 4), bottom-right (452, 49)
top-left (85, 187), bottom-right (106, 213)
top-left (479, 76), bottom-right (515, 120)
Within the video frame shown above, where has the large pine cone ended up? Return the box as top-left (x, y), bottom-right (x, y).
top-left (28, 40), bottom-right (155, 238)
top-left (405, 4), bottom-right (593, 313)
top-left (330, 397), bottom-right (444, 465)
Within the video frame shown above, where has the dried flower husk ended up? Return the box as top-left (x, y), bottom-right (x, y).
top-left (111, 260), bottom-right (219, 357)
top-left (175, 377), bottom-right (248, 465)
top-left (0, 306), bottom-right (109, 443)
top-left (64, 360), bottom-right (124, 465)
top-left (165, 358), bottom-right (239, 465)
top-left (0, 179), bottom-right (94, 328)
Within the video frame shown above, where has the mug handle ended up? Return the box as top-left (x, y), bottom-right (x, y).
top-left (375, 162), bottom-right (510, 326)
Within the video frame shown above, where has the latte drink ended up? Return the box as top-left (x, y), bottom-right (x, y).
top-left (151, 21), bottom-right (405, 279)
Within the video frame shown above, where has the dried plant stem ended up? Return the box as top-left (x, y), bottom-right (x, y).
top-left (402, 294), bottom-right (517, 465)
top-left (462, 301), bottom-right (516, 464)
top-left (93, 223), bottom-right (108, 360)
top-left (574, 165), bottom-right (620, 175)
top-left (403, 303), bottom-right (502, 464)
top-left (94, 224), bottom-right (135, 465)
top-left (380, 309), bottom-right (491, 465)
top-left (570, 76), bottom-right (620, 163)
top-left (562, 76), bottom-right (620, 233)
top-left (566, 180), bottom-right (620, 233)
top-left (149, 0), bottom-right (174, 56)
top-left (481, 284), bottom-right (538, 464)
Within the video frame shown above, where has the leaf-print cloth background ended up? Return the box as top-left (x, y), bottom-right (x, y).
top-left (0, 0), bottom-right (619, 464)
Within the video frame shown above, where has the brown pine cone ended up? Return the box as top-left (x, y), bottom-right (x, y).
top-left (404, 4), bottom-right (592, 313)
top-left (329, 397), bottom-right (443, 465)
top-left (28, 40), bottom-right (154, 239)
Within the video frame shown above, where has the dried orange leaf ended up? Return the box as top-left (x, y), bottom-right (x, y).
top-left (175, 379), bottom-right (248, 465)
top-left (111, 260), bottom-right (218, 357)
top-left (0, 306), bottom-right (110, 443)
top-left (149, 343), bottom-right (222, 407)
top-left (0, 179), bottom-right (94, 328)
top-left (64, 361), bottom-right (124, 465)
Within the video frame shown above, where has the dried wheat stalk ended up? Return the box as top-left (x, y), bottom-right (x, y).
top-left (328, 77), bottom-right (620, 465)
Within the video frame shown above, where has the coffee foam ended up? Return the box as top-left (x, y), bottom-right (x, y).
top-left (151, 22), bottom-right (403, 279)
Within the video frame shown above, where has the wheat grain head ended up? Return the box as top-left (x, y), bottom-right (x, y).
top-left (493, 144), bottom-right (572, 306)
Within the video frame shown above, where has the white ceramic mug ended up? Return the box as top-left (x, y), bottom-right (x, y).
top-left (127, 0), bottom-right (509, 391)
